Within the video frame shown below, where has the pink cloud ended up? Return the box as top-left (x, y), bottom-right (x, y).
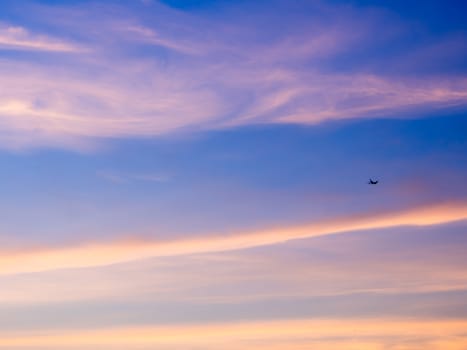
top-left (0, 1), bottom-right (465, 150)
top-left (0, 22), bottom-right (84, 52)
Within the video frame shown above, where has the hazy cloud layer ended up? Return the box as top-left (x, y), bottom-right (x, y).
top-left (1, 318), bottom-right (467, 349)
top-left (1, 1), bottom-right (466, 348)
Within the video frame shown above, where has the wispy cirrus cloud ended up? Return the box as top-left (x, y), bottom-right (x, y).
top-left (1, 201), bottom-right (466, 275)
top-left (0, 0), bottom-right (465, 150)
top-left (97, 170), bottom-right (170, 183)
top-left (2, 223), bottom-right (467, 306)
top-left (123, 25), bottom-right (203, 54)
top-left (0, 22), bottom-right (84, 52)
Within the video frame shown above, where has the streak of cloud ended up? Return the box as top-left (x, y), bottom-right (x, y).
top-left (0, 22), bottom-right (84, 52)
top-left (1, 201), bottom-right (466, 275)
top-left (2, 222), bottom-right (467, 306)
top-left (97, 170), bottom-right (169, 183)
top-left (1, 318), bottom-right (466, 349)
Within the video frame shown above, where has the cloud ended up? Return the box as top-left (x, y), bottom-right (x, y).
top-left (2, 224), bottom-right (467, 306)
top-left (97, 170), bottom-right (170, 183)
top-left (124, 25), bottom-right (202, 54)
top-left (0, 23), bottom-right (84, 52)
top-left (0, 1), bottom-right (465, 150)
top-left (0, 318), bottom-right (466, 349)
top-left (1, 201), bottom-right (466, 275)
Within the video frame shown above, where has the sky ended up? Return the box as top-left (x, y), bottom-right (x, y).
top-left (0, 0), bottom-right (467, 349)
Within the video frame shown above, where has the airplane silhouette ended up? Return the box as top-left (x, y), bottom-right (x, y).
top-left (368, 178), bottom-right (378, 185)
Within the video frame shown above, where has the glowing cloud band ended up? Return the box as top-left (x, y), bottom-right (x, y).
top-left (1, 202), bottom-right (467, 275)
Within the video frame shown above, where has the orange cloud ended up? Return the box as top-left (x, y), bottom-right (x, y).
top-left (1, 318), bottom-right (466, 349)
top-left (1, 202), bottom-right (467, 275)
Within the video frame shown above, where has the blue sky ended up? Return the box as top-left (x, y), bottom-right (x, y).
top-left (0, 0), bottom-right (466, 349)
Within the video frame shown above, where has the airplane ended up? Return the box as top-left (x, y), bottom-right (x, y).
top-left (368, 178), bottom-right (378, 185)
